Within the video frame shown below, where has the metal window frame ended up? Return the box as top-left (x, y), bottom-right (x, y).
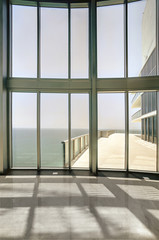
top-left (7, 0), bottom-right (159, 174)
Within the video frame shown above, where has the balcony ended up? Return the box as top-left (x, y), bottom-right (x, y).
top-left (131, 92), bottom-right (142, 108)
top-left (61, 130), bottom-right (156, 171)
top-left (131, 109), bottom-right (142, 122)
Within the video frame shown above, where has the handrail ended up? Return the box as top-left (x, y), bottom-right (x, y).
top-left (62, 133), bottom-right (89, 143)
top-left (62, 133), bottom-right (89, 167)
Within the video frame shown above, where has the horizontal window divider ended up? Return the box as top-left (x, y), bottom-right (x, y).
top-left (8, 78), bottom-right (159, 91)
top-left (127, 78), bottom-right (159, 91)
top-left (97, 0), bottom-right (124, 7)
top-left (10, 0), bottom-right (37, 7)
top-left (39, 2), bottom-right (68, 8)
top-left (71, 3), bottom-right (89, 8)
top-left (97, 76), bottom-right (159, 81)
top-left (97, 79), bottom-right (127, 91)
top-left (9, 77), bottom-right (91, 81)
top-left (70, 78), bottom-right (90, 82)
top-left (7, 82), bottom-right (92, 91)
top-left (8, 78), bottom-right (39, 81)
top-left (97, 77), bottom-right (159, 91)
top-left (97, 78), bottom-right (127, 81)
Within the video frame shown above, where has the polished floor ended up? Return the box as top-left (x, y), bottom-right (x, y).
top-left (0, 171), bottom-right (159, 240)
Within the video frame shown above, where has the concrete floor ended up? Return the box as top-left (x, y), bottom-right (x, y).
top-left (73, 134), bottom-right (157, 171)
top-left (0, 172), bottom-right (159, 239)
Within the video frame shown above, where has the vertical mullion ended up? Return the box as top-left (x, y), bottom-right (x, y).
top-left (37, 92), bottom-right (41, 170)
top-left (125, 0), bottom-right (129, 172)
top-left (125, 92), bottom-right (129, 171)
top-left (156, 0), bottom-right (159, 74)
top-left (9, 4), bottom-right (12, 78)
top-left (156, 92), bottom-right (159, 172)
top-left (89, 2), bottom-right (91, 171)
top-left (68, 3), bottom-right (71, 170)
top-left (89, 90), bottom-right (92, 170)
top-left (9, 92), bottom-right (12, 169)
top-left (37, 0), bottom-right (40, 79)
top-left (8, 3), bottom-right (12, 167)
top-left (68, 3), bottom-right (71, 80)
top-left (37, 2), bottom-right (41, 170)
top-left (69, 93), bottom-right (71, 170)
top-left (156, 0), bottom-right (159, 172)
top-left (90, 0), bottom-right (97, 174)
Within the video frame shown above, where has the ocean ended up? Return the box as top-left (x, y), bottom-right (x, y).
top-left (12, 128), bottom-right (89, 168)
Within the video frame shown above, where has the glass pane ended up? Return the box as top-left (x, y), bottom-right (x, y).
top-left (97, 4), bottom-right (124, 78)
top-left (128, 0), bottom-right (156, 77)
top-left (129, 92), bottom-right (157, 171)
top-left (41, 93), bottom-right (68, 168)
top-left (12, 5), bottom-right (37, 77)
top-left (71, 94), bottom-right (89, 168)
top-left (12, 93), bottom-right (37, 168)
top-left (71, 8), bottom-right (88, 78)
top-left (41, 7), bottom-right (68, 78)
top-left (98, 93), bottom-right (125, 169)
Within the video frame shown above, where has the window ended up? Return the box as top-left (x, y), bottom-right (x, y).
top-left (97, 3), bottom-right (124, 78)
top-left (129, 92), bottom-right (157, 171)
top-left (128, 0), bottom-right (156, 77)
top-left (98, 93), bottom-right (125, 169)
top-left (71, 7), bottom-right (89, 78)
top-left (41, 7), bottom-right (68, 78)
top-left (41, 93), bottom-right (68, 168)
top-left (12, 5), bottom-right (37, 77)
top-left (12, 93), bottom-right (37, 168)
top-left (7, 1), bottom-right (159, 174)
top-left (71, 94), bottom-right (89, 168)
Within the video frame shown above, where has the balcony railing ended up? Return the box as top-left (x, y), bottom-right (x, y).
top-left (131, 92), bottom-right (142, 105)
top-left (131, 109), bottom-right (141, 121)
top-left (62, 130), bottom-right (124, 167)
top-left (62, 134), bottom-right (89, 167)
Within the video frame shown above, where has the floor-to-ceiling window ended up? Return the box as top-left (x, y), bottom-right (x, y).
top-left (98, 93), bottom-right (125, 169)
top-left (7, 0), bottom-right (159, 173)
top-left (129, 92), bottom-right (157, 171)
top-left (12, 93), bottom-right (37, 168)
top-left (40, 93), bottom-right (69, 168)
top-left (71, 94), bottom-right (89, 169)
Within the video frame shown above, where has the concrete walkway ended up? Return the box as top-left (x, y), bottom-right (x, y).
top-left (73, 133), bottom-right (156, 171)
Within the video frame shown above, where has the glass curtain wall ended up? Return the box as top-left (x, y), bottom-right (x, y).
top-left (71, 94), bottom-right (89, 169)
top-left (10, 0), bottom-right (159, 173)
top-left (97, 2), bottom-right (124, 78)
top-left (40, 93), bottom-right (68, 168)
top-left (12, 5), bottom-right (37, 77)
top-left (98, 93), bottom-right (125, 169)
top-left (71, 6), bottom-right (89, 78)
top-left (128, 0), bottom-right (156, 77)
top-left (41, 6), bottom-right (68, 78)
top-left (129, 92), bottom-right (157, 171)
top-left (12, 93), bottom-right (37, 168)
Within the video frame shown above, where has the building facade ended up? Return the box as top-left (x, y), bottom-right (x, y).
top-left (131, 0), bottom-right (157, 144)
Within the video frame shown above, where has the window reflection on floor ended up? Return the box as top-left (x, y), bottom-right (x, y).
top-left (0, 174), bottom-right (159, 240)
